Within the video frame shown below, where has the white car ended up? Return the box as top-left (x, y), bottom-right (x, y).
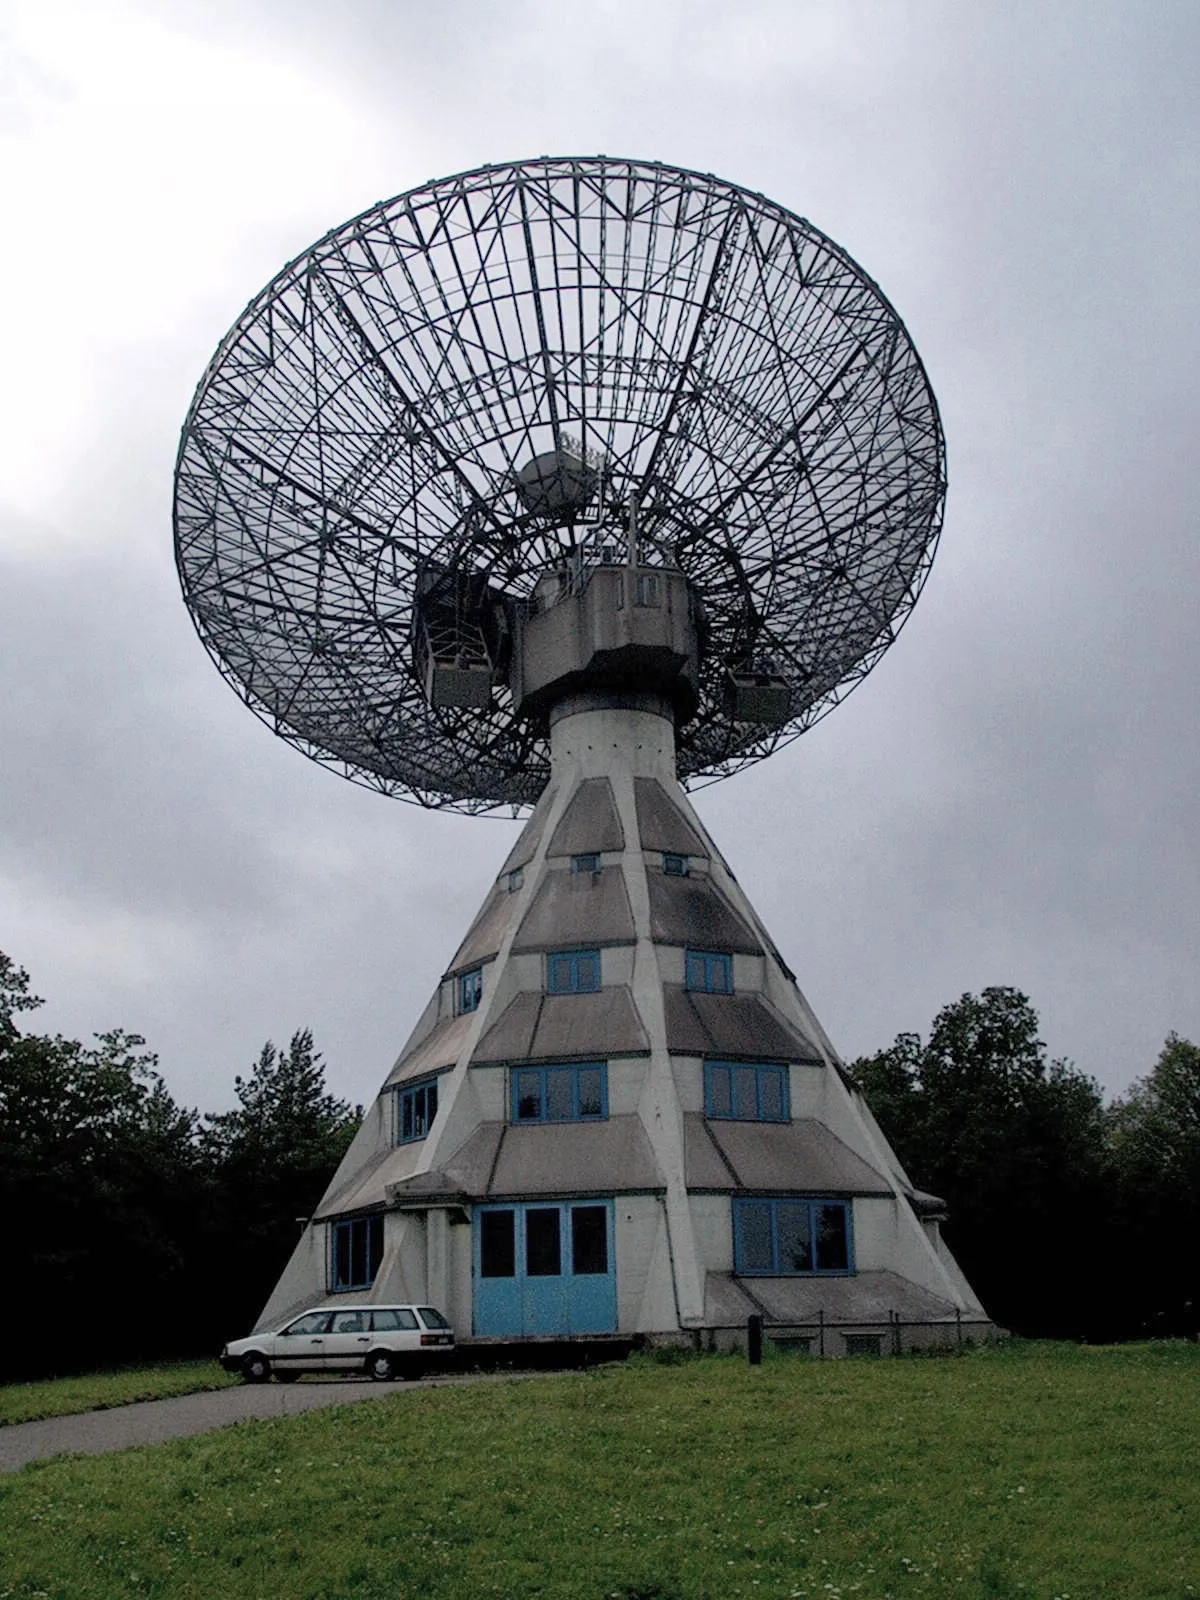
top-left (221, 1304), bottom-right (456, 1383)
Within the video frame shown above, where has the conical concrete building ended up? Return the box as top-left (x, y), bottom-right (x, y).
top-left (260, 568), bottom-right (989, 1354)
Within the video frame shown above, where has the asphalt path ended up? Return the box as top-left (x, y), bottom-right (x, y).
top-left (0, 1371), bottom-right (544, 1475)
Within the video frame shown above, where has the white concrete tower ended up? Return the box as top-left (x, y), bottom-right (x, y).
top-left (261, 556), bottom-right (990, 1354)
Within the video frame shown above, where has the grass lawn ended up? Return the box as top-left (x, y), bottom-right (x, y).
top-left (0, 1342), bottom-right (1195, 1599)
top-left (0, 1363), bottom-right (238, 1428)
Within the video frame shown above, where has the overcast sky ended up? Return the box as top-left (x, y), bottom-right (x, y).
top-left (1, 0), bottom-right (1196, 1114)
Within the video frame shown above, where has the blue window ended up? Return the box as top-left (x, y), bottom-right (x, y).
top-left (546, 948), bottom-right (601, 994)
top-left (685, 949), bottom-right (732, 993)
top-left (330, 1214), bottom-right (383, 1291)
top-left (396, 1078), bottom-right (438, 1143)
top-left (733, 1198), bottom-right (852, 1276)
top-left (662, 852), bottom-right (689, 876)
top-left (507, 868), bottom-right (524, 893)
top-left (705, 1061), bottom-right (789, 1122)
top-left (458, 966), bottom-right (483, 1013)
top-left (512, 1063), bottom-right (607, 1124)
top-left (572, 852), bottom-right (600, 875)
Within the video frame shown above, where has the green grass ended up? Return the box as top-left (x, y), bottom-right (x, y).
top-left (0, 1362), bottom-right (238, 1427)
top-left (0, 1342), bottom-right (1196, 1599)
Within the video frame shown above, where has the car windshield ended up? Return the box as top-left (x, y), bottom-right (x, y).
top-left (417, 1306), bottom-right (451, 1329)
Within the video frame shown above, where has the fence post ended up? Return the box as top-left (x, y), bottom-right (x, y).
top-left (891, 1309), bottom-right (902, 1356)
top-left (818, 1307), bottom-right (825, 1359)
top-left (747, 1314), bottom-right (763, 1366)
top-left (956, 1307), bottom-right (963, 1348)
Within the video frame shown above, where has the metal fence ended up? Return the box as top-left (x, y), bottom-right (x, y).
top-left (719, 1310), bottom-right (1000, 1361)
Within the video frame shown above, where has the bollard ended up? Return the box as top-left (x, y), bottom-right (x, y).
top-left (747, 1313), bottom-right (763, 1366)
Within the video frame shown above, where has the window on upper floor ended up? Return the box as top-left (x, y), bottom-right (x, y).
top-left (458, 966), bottom-right (483, 1014)
top-left (512, 1062), bottom-right (607, 1124)
top-left (546, 948), bottom-right (601, 994)
top-left (662, 852), bottom-right (689, 876)
top-left (396, 1078), bottom-right (439, 1144)
top-left (705, 1061), bottom-right (789, 1122)
top-left (733, 1197), bottom-right (852, 1276)
top-left (636, 572), bottom-right (660, 607)
top-left (685, 949), bottom-right (732, 993)
top-left (572, 852), bottom-right (600, 875)
top-left (330, 1213), bottom-right (383, 1291)
top-left (507, 867), bottom-right (524, 892)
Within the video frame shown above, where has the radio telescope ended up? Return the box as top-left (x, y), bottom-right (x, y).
top-left (176, 159), bottom-right (988, 1356)
top-left (175, 156), bottom-right (944, 814)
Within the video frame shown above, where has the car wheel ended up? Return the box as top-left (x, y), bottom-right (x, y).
top-left (274, 1370), bottom-right (299, 1384)
top-left (242, 1352), bottom-right (271, 1384)
top-left (366, 1350), bottom-right (395, 1382)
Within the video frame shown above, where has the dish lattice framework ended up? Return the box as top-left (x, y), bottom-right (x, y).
top-left (174, 156), bottom-right (946, 813)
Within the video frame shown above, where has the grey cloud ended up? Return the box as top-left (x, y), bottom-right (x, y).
top-left (3, 0), bottom-right (1196, 1109)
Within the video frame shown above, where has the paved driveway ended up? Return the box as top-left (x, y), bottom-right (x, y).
top-left (0, 1372), bottom-right (539, 1475)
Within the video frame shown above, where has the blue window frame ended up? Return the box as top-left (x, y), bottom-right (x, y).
top-left (512, 1062), bottom-right (607, 1124)
top-left (458, 966), bottom-right (483, 1014)
top-left (705, 1061), bottom-right (789, 1122)
top-left (733, 1197), bottom-right (852, 1275)
top-left (396, 1078), bottom-right (438, 1143)
top-left (330, 1213), bottom-right (383, 1291)
top-left (571, 852), bottom-right (600, 875)
top-left (685, 949), bottom-right (732, 993)
top-left (546, 948), bottom-right (601, 994)
top-left (662, 852), bottom-right (689, 876)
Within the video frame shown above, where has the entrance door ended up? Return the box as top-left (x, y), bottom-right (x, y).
top-left (474, 1200), bottom-right (617, 1337)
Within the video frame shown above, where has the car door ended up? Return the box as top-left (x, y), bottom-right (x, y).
top-left (324, 1308), bottom-right (372, 1369)
top-left (273, 1310), bottom-right (333, 1370)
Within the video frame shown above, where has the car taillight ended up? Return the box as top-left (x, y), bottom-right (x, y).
top-left (420, 1334), bottom-right (452, 1346)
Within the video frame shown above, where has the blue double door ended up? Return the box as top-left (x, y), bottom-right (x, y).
top-left (474, 1200), bottom-right (617, 1337)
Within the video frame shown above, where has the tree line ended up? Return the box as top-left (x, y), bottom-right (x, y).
top-left (851, 986), bottom-right (1199, 1343)
top-left (0, 952), bottom-right (360, 1379)
top-left (1, 952), bottom-right (1196, 1379)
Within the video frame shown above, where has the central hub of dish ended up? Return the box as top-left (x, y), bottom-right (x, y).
top-left (509, 560), bottom-right (702, 726)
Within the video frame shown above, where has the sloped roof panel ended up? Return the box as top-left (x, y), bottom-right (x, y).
top-left (532, 988), bottom-right (650, 1059)
top-left (447, 887), bottom-right (519, 974)
top-left (386, 1012), bottom-right (475, 1087)
top-left (512, 866), bottom-right (635, 951)
top-left (662, 987), bottom-right (821, 1061)
top-left (633, 777), bottom-right (707, 855)
top-left (489, 1117), bottom-right (663, 1195)
top-left (704, 1269), bottom-right (960, 1326)
top-left (472, 992), bottom-right (542, 1064)
top-left (387, 1122), bottom-right (505, 1202)
top-left (385, 1118), bottom-right (663, 1202)
top-left (500, 785), bottom-right (557, 875)
top-left (647, 872), bottom-right (762, 953)
top-left (682, 1114), bottom-right (738, 1187)
top-left (547, 777), bottom-right (624, 854)
top-left (317, 1142), bottom-right (426, 1218)
top-left (698, 1116), bottom-right (891, 1193)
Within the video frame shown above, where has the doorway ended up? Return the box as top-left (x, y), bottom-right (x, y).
top-left (474, 1200), bottom-right (616, 1336)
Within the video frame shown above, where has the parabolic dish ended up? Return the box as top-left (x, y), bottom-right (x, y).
top-left (174, 156), bottom-right (946, 812)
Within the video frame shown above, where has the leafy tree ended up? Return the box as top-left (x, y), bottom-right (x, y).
top-left (200, 1029), bottom-right (360, 1333)
top-left (852, 988), bottom-right (1109, 1338)
top-left (0, 950), bottom-right (42, 1037)
top-left (0, 949), bottom-right (360, 1372)
top-left (0, 975), bottom-right (202, 1375)
top-left (1107, 1034), bottom-right (1200, 1337)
